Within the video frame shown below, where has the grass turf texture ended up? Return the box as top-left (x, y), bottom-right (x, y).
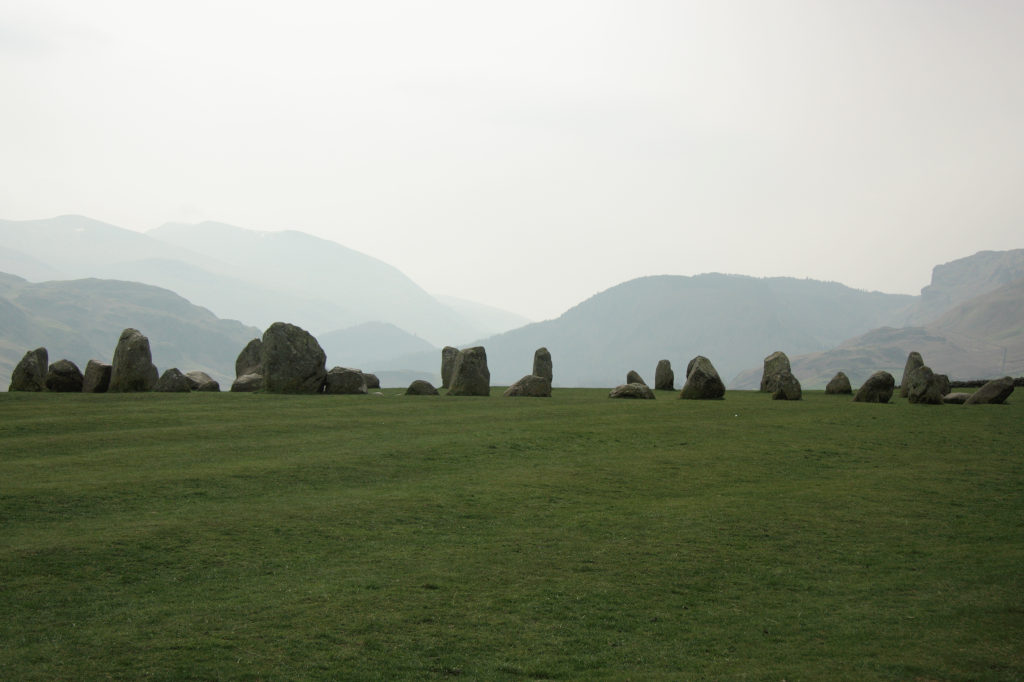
top-left (1, 389), bottom-right (1021, 680)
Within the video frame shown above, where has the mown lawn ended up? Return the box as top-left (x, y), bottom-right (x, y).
top-left (1, 389), bottom-right (1021, 680)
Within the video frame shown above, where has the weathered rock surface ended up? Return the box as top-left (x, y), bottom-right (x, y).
top-left (503, 375), bottom-right (552, 397)
top-left (323, 366), bottom-right (368, 394)
top-left (184, 371), bottom-right (220, 392)
top-left (363, 373), bottom-right (381, 389)
top-left (853, 371), bottom-right (895, 403)
top-left (906, 365), bottom-right (944, 405)
top-left (769, 370), bottom-right (802, 400)
top-left (825, 371), bottom-right (852, 394)
top-left (9, 347), bottom-right (49, 392)
top-left (626, 370), bottom-right (646, 386)
top-left (447, 346), bottom-right (490, 396)
top-left (654, 359), bottom-right (674, 390)
top-left (609, 383), bottom-right (656, 399)
top-left (260, 322), bottom-right (327, 394)
top-left (964, 376), bottom-right (1015, 405)
top-left (406, 379), bottom-right (439, 395)
top-left (45, 359), bottom-right (84, 392)
top-left (231, 373), bottom-right (263, 392)
top-left (155, 368), bottom-right (192, 393)
top-left (899, 351), bottom-right (925, 397)
top-left (680, 356), bottom-right (725, 400)
top-left (533, 347), bottom-right (553, 383)
top-left (760, 351), bottom-right (792, 392)
top-left (935, 374), bottom-right (951, 397)
top-left (109, 328), bottom-right (159, 392)
top-left (943, 392), bottom-right (971, 404)
top-left (235, 338), bottom-right (263, 377)
top-left (82, 360), bottom-right (112, 393)
top-left (441, 346), bottom-right (459, 389)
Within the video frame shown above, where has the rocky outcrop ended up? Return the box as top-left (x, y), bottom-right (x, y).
top-left (82, 360), bottom-right (112, 393)
top-left (654, 359), bottom-right (674, 390)
top-left (760, 351), bottom-right (791, 392)
top-left (109, 328), bottom-right (159, 393)
top-left (899, 351), bottom-right (925, 397)
top-left (231, 373), bottom-right (263, 392)
top-left (155, 368), bottom-right (192, 393)
top-left (609, 383), bottom-right (655, 399)
top-left (406, 379), bottom-right (439, 395)
top-left (260, 322), bottom-right (327, 394)
top-left (906, 365), bottom-right (944, 405)
top-left (533, 347), bottom-right (553, 383)
top-left (853, 371), bottom-right (895, 403)
top-left (964, 377), bottom-right (1015, 405)
top-left (9, 347), bottom-right (48, 392)
top-left (184, 371), bottom-right (220, 392)
top-left (44, 359), bottom-right (84, 392)
top-left (626, 370), bottom-right (646, 386)
top-left (235, 338), bottom-right (263, 377)
top-left (447, 346), bottom-right (490, 396)
top-left (503, 375), bottom-right (552, 397)
top-left (769, 370), bottom-right (802, 400)
top-left (441, 346), bottom-right (459, 389)
top-left (679, 356), bottom-right (725, 400)
top-left (825, 372), bottom-right (852, 395)
top-left (323, 367), bottom-right (368, 395)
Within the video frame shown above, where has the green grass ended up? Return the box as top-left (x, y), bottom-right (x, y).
top-left (1, 389), bottom-right (1021, 680)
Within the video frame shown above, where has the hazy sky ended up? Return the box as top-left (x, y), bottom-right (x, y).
top-left (2, 1), bottom-right (1022, 320)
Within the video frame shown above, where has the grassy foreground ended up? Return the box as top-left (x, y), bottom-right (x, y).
top-left (1, 389), bottom-right (1021, 681)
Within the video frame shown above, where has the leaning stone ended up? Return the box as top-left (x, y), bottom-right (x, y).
top-left (654, 359), bottom-right (674, 390)
top-left (626, 370), bottom-right (646, 386)
top-left (82, 360), bottom-right (112, 393)
top-left (760, 351), bottom-right (792, 392)
top-left (943, 392), bottom-right (971, 404)
top-left (155, 368), bottom-right (192, 393)
top-left (503, 375), bottom-right (552, 397)
top-left (109, 328), bottom-right (159, 392)
top-left (406, 379), bottom-right (439, 395)
top-left (231, 373), bottom-right (263, 392)
top-left (609, 383), bottom-right (655, 399)
top-left (45, 359), bottom-right (84, 393)
top-left (323, 367), bottom-right (368, 395)
top-left (770, 370), bottom-right (802, 400)
top-left (448, 346), bottom-right (490, 396)
top-left (363, 373), bottom-right (381, 389)
top-left (853, 371), bottom-right (895, 403)
top-left (906, 365), bottom-right (944, 405)
top-left (825, 372), bottom-right (852, 395)
top-left (964, 377), bottom-right (1015, 405)
top-left (679, 356), bottom-right (725, 400)
top-left (899, 351), bottom-right (925, 397)
top-left (9, 347), bottom-right (49, 392)
top-left (185, 371), bottom-right (220, 392)
top-left (533, 347), bottom-right (553, 383)
top-left (235, 338), bottom-right (263, 378)
top-left (441, 346), bottom-right (459, 389)
top-left (260, 322), bottom-right (327, 394)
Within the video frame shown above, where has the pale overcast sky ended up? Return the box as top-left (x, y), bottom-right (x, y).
top-left (2, 1), bottom-right (1022, 320)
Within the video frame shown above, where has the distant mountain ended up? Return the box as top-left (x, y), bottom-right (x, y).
top-left (912, 249), bottom-right (1024, 323)
top-left (0, 273), bottom-right (261, 389)
top-left (433, 295), bottom-right (533, 335)
top-left (317, 322), bottom-right (437, 371)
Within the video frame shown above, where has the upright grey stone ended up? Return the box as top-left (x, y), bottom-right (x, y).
top-left (609, 383), bottom-right (655, 399)
top-left (654, 359), bottom-right (674, 390)
top-left (82, 360), bottom-right (112, 393)
top-left (626, 370), bottom-right (646, 386)
top-left (363, 373), bottom-right (381, 389)
top-left (853, 371), bottom-right (895, 403)
top-left (231, 373), bottom-right (263, 392)
top-left (680, 356), bottom-right (725, 400)
top-left (447, 346), bottom-right (490, 396)
top-left (155, 368), bottom-right (192, 393)
top-left (935, 374), bottom-right (951, 397)
top-left (503, 375), bottom-right (552, 397)
top-left (323, 367), bottom-right (368, 395)
top-left (760, 351), bottom-right (792, 392)
top-left (906, 365), bottom-right (944, 405)
top-left (9, 347), bottom-right (48, 392)
top-left (899, 351), bottom-right (925, 397)
top-left (109, 328), bottom-right (159, 393)
top-left (441, 346), bottom-right (459, 389)
top-left (825, 372), bottom-right (852, 395)
top-left (964, 377), bottom-right (1015, 405)
top-left (185, 371), bottom-right (220, 392)
top-left (236, 338), bottom-right (263, 378)
top-left (769, 370), bottom-right (802, 400)
top-left (532, 347), bottom-right (553, 383)
top-left (260, 322), bottom-right (327, 394)
top-left (45, 359), bottom-right (84, 393)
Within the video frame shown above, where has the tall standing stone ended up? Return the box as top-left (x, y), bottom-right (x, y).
top-left (82, 360), bottom-right (112, 393)
top-left (45, 359), bottom-right (84, 393)
top-left (260, 322), bottom-right (327, 394)
top-left (447, 346), bottom-right (490, 396)
top-left (906, 365), bottom-right (944, 405)
top-left (109, 328), bottom-right (159, 393)
top-left (533, 347), bottom-right (553, 383)
top-left (899, 351), bottom-right (925, 397)
top-left (9, 347), bottom-right (48, 392)
top-left (853, 371), bottom-right (895, 403)
top-left (654, 359), bottom-right (674, 390)
top-left (760, 351), bottom-right (792, 392)
top-left (679, 356), bottom-right (726, 400)
top-left (441, 346), bottom-right (459, 389)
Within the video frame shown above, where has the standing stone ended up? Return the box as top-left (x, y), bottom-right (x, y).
top-left (906, 365), bottom-right (944, 405)
top-left (155, 368), bottom-right (192, 393)
top-left (363, 373), bottom-right (381, 389)
top-left (609, 383), bottom-right (656, 399)
top-left (532, 347), bottom-right (553, 383)
top-left (260, 322), bottom-right (327, 394)
top-left (964, 377), bottom-right (1015, 405)
top-left (447, 346), bottom-right (490, 396)
top-left (109, 328), bottom-right (159, 393)
top-left (323, 367), bottom-right (368, 394)
top-left (769, 370), bottom-right (802, 400)
top-left (441, 346), bottom-right (459, 389)
top-left (406, 379), bottom-right (439, 395)
top-left (45, 360), bottom-right (84, 392)
top-left (899, 351), bottom-right (925, 397)
top-left (503, 375), bottom-right (552, 397)
top-left (679, 356), bottom-right (726, 400)
top-left (231, 373), bottom-right (263, 392)
top-left (626, 370), bottom-right (646, 386)
top-left (934, 374), bottom-right (951, 397)
top-left (760, 351), bottom-right (792, 392)
top-left (185, 371), bottom-right (220, 392)
top-left (9, 347), bottom-right (48, 392)
top-left (82, 360), bottom-right (112, 393)
top-left (235, 338), bottom-right (263, 378)
top-left (654, 360), bottom-right (674, 390)
top-left (825, 372), bottom-right (852, 395)
top-left (853, 371), bottom-right (895, 403)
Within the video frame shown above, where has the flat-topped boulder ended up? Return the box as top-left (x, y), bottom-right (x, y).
top-left (109, 328), bottom-right (159, 392)
top-left (533, 347), bottom-right (553, 383)
top-left (769, 370), bottom-right (802, 400)
top-left (825, 372), bottom-right (852, 395)
top-left (9, 347), bottom-right (49, 392)
top-left (680, 356), bottom-right (725, 400)
top-left (943, 392), bottom-right (971, 404)
top-left (853, 371), bottom-right (895, 403)
top-left (760, 351), bottom-right (792, 392)
top-left (185, 371), bottom-right (220, 392)
top-left (609, 383), bottom-right (655, 399)
top-left (654, 360), bottom-right (674, 390)
top-left (964, 377), bottom-right (1015, 405)
top-left (899, 351), bottom-right (925, 397)
top-left (82, 360), bottom-right (112, 393)
top-left (45, 359), bottom-right (84, 393)
top-left (906, 365), bottom-right (944, 405)
top-left (441, 346), bottom-right (459, 389)
top-left (503, 375), bottom-right (552, 397)
top-left (447, 346), bottom-right (490, 396)
top-left (260, 322), bottom-right (327, 394)
top-left (155, 368), bottom-right (192, 393)
top-left (231, 373), bottom-right (263, 392)
top-left (323, 367), bottom-right (368, 395)
top-left (626, 370), bottom-right (646, 386)
top-left (406, 379), bottom-right (439, 395)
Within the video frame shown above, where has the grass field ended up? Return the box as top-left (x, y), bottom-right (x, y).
top-left (1, 388), bottom-right (1021, 680)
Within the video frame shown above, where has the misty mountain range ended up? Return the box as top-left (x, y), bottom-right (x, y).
top-left (1, 215), bottom-right (1021, 390)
